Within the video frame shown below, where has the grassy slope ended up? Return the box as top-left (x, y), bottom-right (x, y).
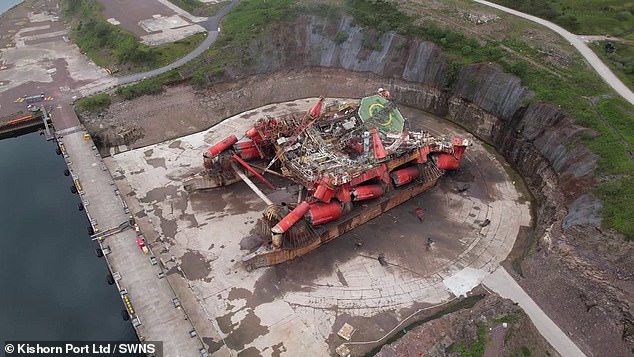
top-left (488, 0), bottom-right (634, 93)
top-left (60, 0), bottom-right (205, 75)
top-left (168, 0), bottom-right (229, 17)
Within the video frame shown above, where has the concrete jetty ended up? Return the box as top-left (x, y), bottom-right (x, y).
top-left (56, 124), bottom-right (210, 357)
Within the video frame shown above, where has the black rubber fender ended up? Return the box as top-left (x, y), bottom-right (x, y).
top-left (95, 248), bottom-right (103, 258)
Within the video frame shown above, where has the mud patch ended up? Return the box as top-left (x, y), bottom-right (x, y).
top-left (180, 250), bottom-right (212, 280)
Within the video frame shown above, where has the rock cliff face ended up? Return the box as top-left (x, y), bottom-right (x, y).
top-left (207, 15), bottom-right (633, 355)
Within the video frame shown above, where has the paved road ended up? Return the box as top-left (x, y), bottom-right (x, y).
top-left (78, 0), bottom-right (239, 96)
top-left (484, 267), bottom-right (586, 357)
top-left (473, 0), bottom-right (634, 106)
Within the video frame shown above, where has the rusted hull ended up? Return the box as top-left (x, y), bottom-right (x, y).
top-left (183, 171), bottom-right (243, 192)
top-left (242, 177), bottom-right (439, 270)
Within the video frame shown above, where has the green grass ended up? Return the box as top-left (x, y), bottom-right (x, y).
top-left (75, 93), bottom-right (111, 111)
top-left (489, 0), bottom-right (634, 36)
top-left (115, 70), bottom-right (184, 99)
top-left (596, 176), bottom-right (634, 240)
top-left (167, 0), bottom-right (228, 17)
top-left (590, 41), bottom-right (634, 91)
top-left (187, 0), bottom-right (297, 86)
top-left (60, 0), bottom-right (205, 74)
top-left (452, 326), bottom-right (488, 357)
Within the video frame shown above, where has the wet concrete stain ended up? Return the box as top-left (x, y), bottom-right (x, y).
top-left (326, 311), bottom-right (399, 354)
top-left (190, 184), bottom-right (266, 215)
top-left (221, 309), bottom-right (269, 351)
top-left (135, 210), bottom-right (147, 218)
top-left (171, 194), bottom-right (189, 214)
top-left (180, 250), bottom-right (212, 280)
top-left (336, 269), bottom-right (349, 287)
top-left (144, 149), bottom-right (153, 157)
top-left (262, 106), bottom-right (277, 113)
top-left (227, 287), bottom-right (251, 302)
top-left (270, 342), bottom-right (286, 357)
top-left (237, 347), bottom-right (260, 357)
top-left (140, 185), bottom-right (178, 203)
top-left (146, 157), bottom-right (166, 169)
top-left (285, 102), bottom-right (298, 107)
top-left (183, 213), bottom-right (199, 228)
top-left (240, 111), bottom-right (259, 119)
top-left (217, 310), bottom-right (238, 334)
top-left (154, 207), bottom-right (178, 239)
top-left (202, 337), bottom-right (224, 354)
top-left (168, 140), bottom-right (183, 149)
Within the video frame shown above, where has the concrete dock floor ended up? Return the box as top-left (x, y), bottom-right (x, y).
top-left (106, 98), bottom-right (531, 356)
top-left (57, 126), bottom-right (207, 357)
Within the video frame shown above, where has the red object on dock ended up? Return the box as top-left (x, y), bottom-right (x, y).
top-left (206, 135), bottom-right (238, 158)
top-left (309, 97), bottom-right (324, 118)
top-left (233, 141), bottom-right (261, 160)
top-left (351, 184), bottom-right (384, 201)
top-left (391, 166), bottom-right (420, 187)
top-left (246, 127), bottom-right (263, 142)
top-left (415, 207), bottom-right (424, 222)
top-left (313, 177), bottom-right (334, 203)
top-left (371, 128), bottom-right (387, 159)
top-left (306, 202), bottom-right (342, 225)
top-left (272, 201), bottom-right (311, 234)
top-left (231, 154), bottom-right (275, 190)
top-left (436, 139), bottom-right (467, 170)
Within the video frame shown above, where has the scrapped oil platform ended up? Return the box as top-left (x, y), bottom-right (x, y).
top-left (184, 94), bottom-right (469, 270)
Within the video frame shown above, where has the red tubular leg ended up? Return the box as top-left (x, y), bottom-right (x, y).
top-left (231, 154), bottom-right (275, 190)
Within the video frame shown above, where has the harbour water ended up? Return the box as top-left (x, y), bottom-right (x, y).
top-left (0, 0), bottom-right (23, 15)
top-left (0, 131), bottom-right (137, 349)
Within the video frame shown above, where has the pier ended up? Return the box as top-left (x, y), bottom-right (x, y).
top-left (0, 108), bottom-right (53, 139)
top-left (56, 122), bottom-right (211, 357)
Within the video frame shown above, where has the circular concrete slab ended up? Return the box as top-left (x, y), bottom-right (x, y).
top-left (111, 98), bottom-right (531, 356)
